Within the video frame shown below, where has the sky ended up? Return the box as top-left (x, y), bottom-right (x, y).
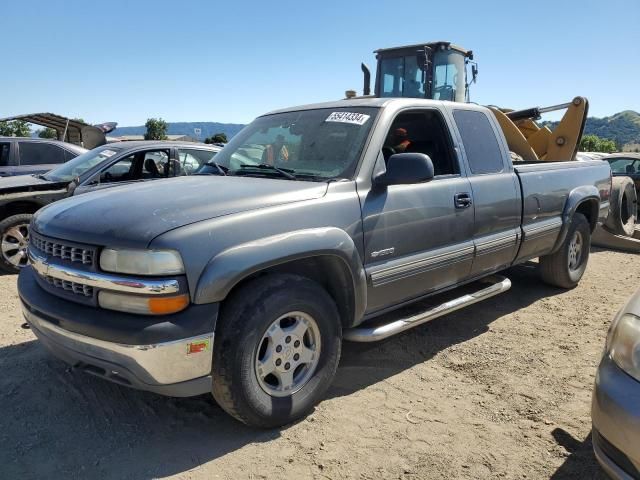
top-left (1, 0), bottom-right (639, 127)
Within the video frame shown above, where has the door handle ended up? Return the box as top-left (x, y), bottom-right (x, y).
top-left (454, 192), bottom-right (473, 209)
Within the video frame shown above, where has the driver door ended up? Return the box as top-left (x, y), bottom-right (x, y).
top-left (361, 109), bottom-right (475, 313)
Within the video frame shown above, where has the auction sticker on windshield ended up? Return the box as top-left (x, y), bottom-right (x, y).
top-left (325, 112), bottom-right (370, 125)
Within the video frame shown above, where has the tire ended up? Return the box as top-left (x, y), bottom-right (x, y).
top-left (604, 176), bottom-right (637, 237)
top-left (211, 273), bottom-right (342, 428)
top-left (0, 213), bottom-right (33, 274)
top-left (539, 213), bottom-right (591, 289)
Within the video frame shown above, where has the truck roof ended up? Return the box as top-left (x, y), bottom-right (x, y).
top-left (263, 97), bottom-right (486, 117)
top-left (0, 136), bottom-right (87, 154)
top-left (100, 141), bottom-right (221, 150)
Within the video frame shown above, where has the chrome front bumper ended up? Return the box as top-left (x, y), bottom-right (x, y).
top-left (23, 305), bottom-right (214, 397)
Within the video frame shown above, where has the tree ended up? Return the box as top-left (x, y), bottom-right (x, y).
top-left (0, 120), bottom-right (31, 137)
top-left (579, 134), bottom-right (617, 153)
top-left (204, 132), bottom-right (228, 144)
top-left (11, 120), bottom-right (31, 137)
top-left (212, 132), bottom-right (228, 144)
top-left (0, 122), bottom-right (13, 136)
top-left (38, 127), bottom-right (58, 139)
top-left (144, 118), bottom-right (168, 140)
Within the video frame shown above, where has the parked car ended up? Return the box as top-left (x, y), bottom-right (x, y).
top-left (603, 153), bottom-right (640, 193)
top-left (0, 137), bottom-right (86, 177)
top-left (19, 98), bottom-right (611, 427)
top-left (592, 287), bottom-right (640, 479)
top-left (0, 141), bottom-right (220, 273)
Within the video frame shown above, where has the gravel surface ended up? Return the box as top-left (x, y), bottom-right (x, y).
top-left (1, 248), bottom-right (638, 479)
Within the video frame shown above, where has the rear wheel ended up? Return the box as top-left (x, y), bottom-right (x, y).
top-left (211, 274), bottom-right (342, 428)
top-left (539, 213), bottom-right (590, 289)
top-left (0, 214), bottom-right (33, 274)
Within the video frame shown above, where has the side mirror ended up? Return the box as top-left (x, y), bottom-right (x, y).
top-left (66, 176), bottom-right (81, 195)
top-left (374, 153), bottom-right (434, 187)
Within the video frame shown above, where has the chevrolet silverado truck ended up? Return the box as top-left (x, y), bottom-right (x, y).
top-left (18, 98), bottom-right (611, 428)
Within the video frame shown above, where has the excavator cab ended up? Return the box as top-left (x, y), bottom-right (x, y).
top-left (365, 42), bottom-right (476, 102)
top-left (352, 41), bottom-right (587, 162)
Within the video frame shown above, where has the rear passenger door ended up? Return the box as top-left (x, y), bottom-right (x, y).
top-left (450, 108), bottom-right (521, 276)
top-left (17, 141), bottom-right (67, 176)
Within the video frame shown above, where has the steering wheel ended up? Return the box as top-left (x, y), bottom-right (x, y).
top-left (434, 85), bottom-right (454, 100)
top-left (102, 172), bottom-right (113, 183)
top-left (382, 146), bottom-right (396, 163)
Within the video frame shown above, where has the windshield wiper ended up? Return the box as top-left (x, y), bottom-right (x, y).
top-left (235, 163), bottom-right (297, 180)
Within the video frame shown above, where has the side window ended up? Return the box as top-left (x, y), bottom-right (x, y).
top-left (0, 143), bottom-right (10, 166)
top-left (177, 148), bottom-right (217, 176)
top-left (63, 149), bottom-right (78, 162)
top-left (453, 110), bottom-right (505, 175)
top-left (383, 109), bottom-right (458, 176)
top-left (141, 150), bottom-right (170, 179)
top-left (100, 155), bottom-right (135, 183)
top-left (18, 142), bottom-right (66, 165)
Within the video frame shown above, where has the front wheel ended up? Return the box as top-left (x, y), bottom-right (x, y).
top-left (211, 274), bottom-right (342, 428)
top-left (539, 213), bottom-right (591, 289)
top-left (0, 213), bottom-right (33, 274)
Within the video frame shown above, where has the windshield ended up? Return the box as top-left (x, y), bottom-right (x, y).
top-left (43, 145), bottom-right (122, 182)
top-left (608, 157), bottom-right (640, 174)
top-left (209, 107), bottom-right (378, 180)
top-left (379, 55), bottom-right (426, 98)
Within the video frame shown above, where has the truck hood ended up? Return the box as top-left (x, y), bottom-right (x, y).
top-left (33, 176), bottom-right (328, 247)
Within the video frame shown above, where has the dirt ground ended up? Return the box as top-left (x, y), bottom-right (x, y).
top-left (1, 248), bottom-right (639, 480)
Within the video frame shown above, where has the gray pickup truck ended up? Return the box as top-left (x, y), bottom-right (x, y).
top-left (18, 98), bottom-right (611, 428)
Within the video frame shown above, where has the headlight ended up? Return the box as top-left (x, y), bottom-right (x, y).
top-left (100, 248), bottom-right (184, 275)
top-left (608, 313), bottom-right (640, 381)
top-left (98, 291), bottom-right (189, 315)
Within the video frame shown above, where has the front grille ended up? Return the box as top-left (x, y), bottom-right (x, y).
top-left (30, 232), bottom-right (94, 266)
top-left (44, 276), bottom-right (94, 297)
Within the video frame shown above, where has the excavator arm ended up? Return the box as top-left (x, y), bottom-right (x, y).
top-left (489, 97), bottom-right (589, 162)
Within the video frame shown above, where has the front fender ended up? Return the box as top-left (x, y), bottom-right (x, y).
top-left (193, 227), bottom-right (367, 319)
top-left (552, 185), bottom-right (600, 252)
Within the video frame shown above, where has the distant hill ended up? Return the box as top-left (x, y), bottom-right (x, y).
top-left (583, 110), bottom-right (640, 149)
top-left (543, 110), bottom-right (640, 150)
top-left (111, 122), bottom-right (246, 141)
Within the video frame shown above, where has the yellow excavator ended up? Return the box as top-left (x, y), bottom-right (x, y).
top-left (350, 41), bottom-right (638, 245)
top-left (351, 41), bottom-right (588, 162)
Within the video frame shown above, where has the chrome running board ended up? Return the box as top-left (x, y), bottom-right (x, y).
top-left (343, 275), bottom-right (511, 342)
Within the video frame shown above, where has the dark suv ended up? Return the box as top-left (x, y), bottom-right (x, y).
top-left (0, 137), bottom-right (86, 177)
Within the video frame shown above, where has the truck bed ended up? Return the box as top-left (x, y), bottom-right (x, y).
top-left (513, 159), bottom-right (611, 262)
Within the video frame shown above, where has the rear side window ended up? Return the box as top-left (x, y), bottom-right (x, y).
top-left (18, 142), bottom-right (66, 165)
top-left (0, 143), bottom-right (10, 166)
top-left (63, 149), bottom-right (78, 162)
top-left (453, 110), bottom-right (504, 174)
top-left (178, 148), bottom-right (217, 175)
